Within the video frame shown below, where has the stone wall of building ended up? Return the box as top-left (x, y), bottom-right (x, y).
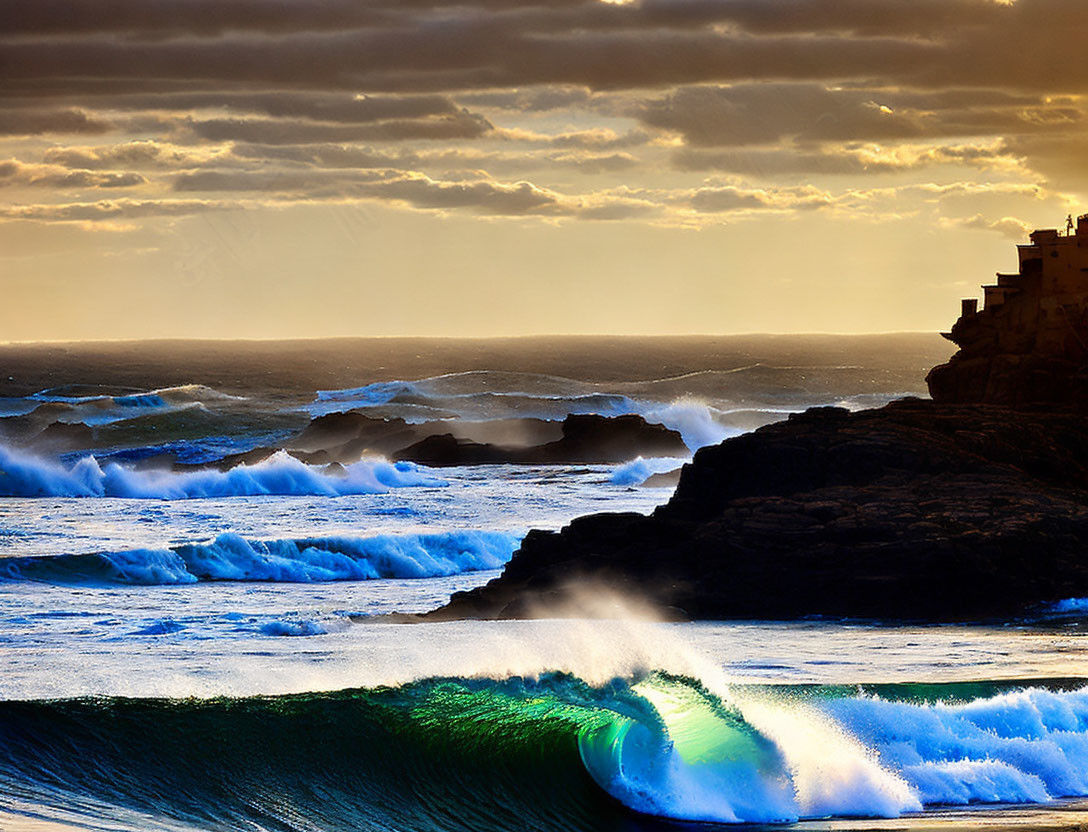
top-left (926, 217), bottom-right (1088, 407)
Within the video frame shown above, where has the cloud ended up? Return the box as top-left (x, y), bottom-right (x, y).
top-left (1, 0), bottom-right (1086, 101)
top-left (940, 213), bottom-right (1034, 239)
top-left (1001, 134), bottom-right (1088, 190)
top-left (2, 0), bottom-right (394, 36)
top-left (185, 111), bottom-right (493, 143)
top-left (42, 141), bottom-right (230, 170)
top-left (172, 168), bottom-right (393, 194)
top-left (4, 0), bottom-right (1088, 234)
top-left (58, 92), bottom-right (463, 124)
top-left (0, 198), bottom-right (243, 222)
top-left (673, 141), bottom-right (1015, 176)
top-left (687, 183), bottom-right (833, 212)
top-left (0, 159), bottom-right (146, 189)
top-left (0, 109), bottom-right (111, 136)
top-left (638, 83), bottom-right (1075, 148)
top-left (229, 143), bottom-right (420, 169)
top-left (358, 175), bottom-right (564, 215)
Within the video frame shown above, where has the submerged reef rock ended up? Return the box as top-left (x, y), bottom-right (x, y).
top-left (392, 414), bottom-right (687, 466)
top-left (927, 216), bottom-right (1088, 408)
top-left (430, 400), bottom-right (1088, 621)
top-left (431, 222), bottom-right (1088, 623)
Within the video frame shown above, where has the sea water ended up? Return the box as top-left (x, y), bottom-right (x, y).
top-left (4, 335), bottom-right (1088, 831)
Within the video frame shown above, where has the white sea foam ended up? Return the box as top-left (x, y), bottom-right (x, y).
top-left (259, 619), bottom-right (329, 637)
top-left (0, 530), bottom-right (522, 585)
top-left (0, 444), bottom-right (445, 499)
top-left (595, 681), bottom-right (1088, 823)
top-left (1050, 597), bottom-right (1088, 613)
top-left (821, 687), bottom-right (1088, 806)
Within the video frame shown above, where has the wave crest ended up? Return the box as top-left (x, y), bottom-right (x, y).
top-left (0, 529), bottom-right (520, 585)
top-left (5, 675), bottom-right (1088, 830)
top-left (0, 444), bottom-right (445, 499)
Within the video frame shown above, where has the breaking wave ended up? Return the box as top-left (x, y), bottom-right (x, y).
top-left (308, 373), bottom-right (770, 450)
top-left (0, 530), bottom-right (521, 585)
top-left (4, 675), bottom-right (1088, 832)
top-left (14, 384), bottom-right (247, 427)
top-left (0, 444), bottom-right (445, 498)
top-left (609, 456), bottom-right (686, 486)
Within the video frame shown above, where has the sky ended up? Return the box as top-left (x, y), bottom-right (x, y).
top-left (2, 0), bottom-right (1087, 340)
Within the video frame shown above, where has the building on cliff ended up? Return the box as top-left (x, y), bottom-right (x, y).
top-left (926, 215), bottom-right (1088, 407)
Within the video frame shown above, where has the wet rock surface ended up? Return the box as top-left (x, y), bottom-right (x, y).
top-left (392, 414), bottom-right (688, 466)
top-left (428, 399), bottom-right (1088, 622)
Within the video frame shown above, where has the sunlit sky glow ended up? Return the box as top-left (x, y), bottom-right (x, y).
top-left (2, 0), bottom-right (1086, 340)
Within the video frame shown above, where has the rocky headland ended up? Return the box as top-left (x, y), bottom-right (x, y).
top-left (428, 219), bottom-right (1088, 622)
top-left (429, 400), bottom-right (1088, 621)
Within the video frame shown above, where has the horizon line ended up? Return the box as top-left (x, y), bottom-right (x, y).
top-left (0, 330), bottom-right (943, 347)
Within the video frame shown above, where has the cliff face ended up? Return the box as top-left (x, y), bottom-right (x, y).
top-left (927, 219), bottom-right (1088, 407)
top-left (429, 400), bottom-right (1088, 622)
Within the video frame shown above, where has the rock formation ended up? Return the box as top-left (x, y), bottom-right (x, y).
top-left (392, 414), bottom-right (687, 466)
top-left (428, 220), bottom-right (1088, 623)
top-left (184, 412), bottom-right (685, 470)
top-left (927, 216), bottom-right (1088, 407)
top-left (428, 400), bottom-right (1088, 622)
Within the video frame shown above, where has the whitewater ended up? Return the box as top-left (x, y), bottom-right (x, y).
top-left (4, 335), bottom-right (1088, 832)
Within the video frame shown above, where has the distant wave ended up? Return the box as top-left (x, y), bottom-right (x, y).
top-left (0, 529), bottom-right (521, 585)
top-left (0, 445), bottom-right (445, 499)
top-left (12, 383), bottom-right (249, 427)
top-left (30, 383), bottom-right (246, 405)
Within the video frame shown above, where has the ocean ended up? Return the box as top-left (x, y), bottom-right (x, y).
top-left (5, 334), bottom-right (1088, 831)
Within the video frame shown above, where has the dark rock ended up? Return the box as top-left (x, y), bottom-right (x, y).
top-left (28, 420), bottom-right (96, 452)
top-left (392, 413), bottom-right (688, 466)
top-left (290, 412), bottom-right (429, 461)
top-left (426, 399), bottom-right (1088, 622)
top-left (642, 468), bottom-right (683, 488)
top-left (391, 433), bottom-right (510, 466)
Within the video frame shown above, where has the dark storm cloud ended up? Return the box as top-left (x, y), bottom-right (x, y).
top-left (186, 111), bottom-right (492, 144)
top-left (0, 91), bottom-right (461, 123)
top-left (1, 0), bottom-right (1086, 98)
top-left (1, 0), bottom-right (398, 36)
top-left (0, 0), bottom-right (1009, 40)
top-left (0, 28), bottom-right (934, 94)
top-left (5, 0), bottom-right (1088, 226)
top-left (638, 84), bottom-right (1080, 148)
top-left (0, 109), bottom-right (111, 136)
